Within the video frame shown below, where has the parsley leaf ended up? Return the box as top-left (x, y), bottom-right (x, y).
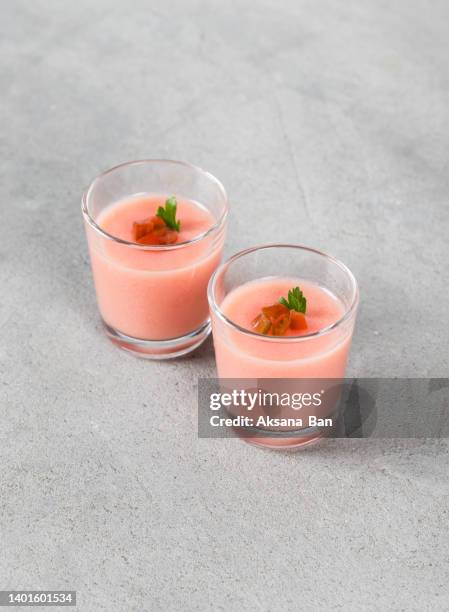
top-left (156, 196), bottom-right (181, 231)
top-left (279, 286), bottom-right (307, 314)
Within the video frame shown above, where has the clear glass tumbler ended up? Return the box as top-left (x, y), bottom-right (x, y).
top-left (82, 160), bottom-right (228, 359)
top-left (207, 244), bottom-right (359, 448)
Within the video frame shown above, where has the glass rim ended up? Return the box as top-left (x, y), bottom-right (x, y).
top-left (81, 158), bottom-right (229, 251)
top-left (207, 243), bottom-right (359, 343)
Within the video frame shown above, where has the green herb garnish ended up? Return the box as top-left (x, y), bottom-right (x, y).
top-left (156, 196), bottom-right (181, 231)
top-left (279, 286), bottom-right (307, 314)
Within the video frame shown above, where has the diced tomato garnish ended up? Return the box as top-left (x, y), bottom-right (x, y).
top-left (251, 313), bottom-right (272, 334)
top-left (261, 303), bottom-right (287, 320)
top-left (290, 311), bottom-right (308, 331)
top-left (252, 303), bottom-right (291, 336)
top-left (133, 217), bottom-right (155, 241)
top-left (133, 215), bottom-right (178, 245)
top-left (252, 301), bottom-right (307, 336)
top-left (271, 310), bottom-right (291, 335)
top-left (152, 216), bottom-right (166, 231)
top-left (136, 232), bottom-right (162, 245)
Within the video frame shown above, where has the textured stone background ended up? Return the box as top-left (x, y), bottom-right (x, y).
top-left (1, 1), bottom-right (448, 610)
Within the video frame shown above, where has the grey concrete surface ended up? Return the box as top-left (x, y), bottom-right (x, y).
top-left (1, 0), bottom-right (448, 610)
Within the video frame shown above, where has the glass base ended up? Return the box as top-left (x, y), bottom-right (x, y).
top-left (103, 319), bottom-right (211, 359)
top-left (243, 432), bottom-right (325, 451)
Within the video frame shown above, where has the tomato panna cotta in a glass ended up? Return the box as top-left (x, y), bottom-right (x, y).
top-left (82, 160), bottom-right (228, 359)
top-left (208, 245), bottom-right (359, 449)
